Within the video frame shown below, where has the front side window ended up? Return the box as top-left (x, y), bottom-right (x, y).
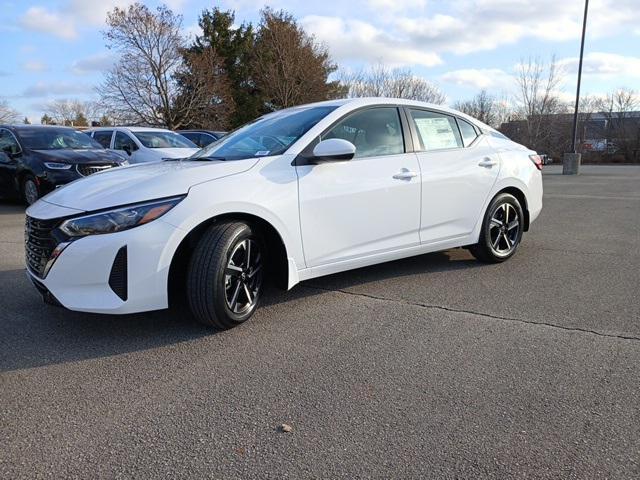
top-left (191, 106), bottom-right (337, 161)
top-left (133, 131), bottom-right (196, 149)
top-left (409, 109), bottom-right (462, 151)
top-left (17, 128), bottom-right (102, 150)
top-left (322, 107), bottom-right (404, 159)
top-left (0, 129), bottom-right (21, 155)
top-left (92, 130), bottom-right (113, 149)
top-left (457, 119), bottom-right (479, 147)
top-left (114, 131), bottom-right (138, 151)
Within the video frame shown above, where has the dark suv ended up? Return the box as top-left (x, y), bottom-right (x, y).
top-left (0, 125), bottom-right (127, 204)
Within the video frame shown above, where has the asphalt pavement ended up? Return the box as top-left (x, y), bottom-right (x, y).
top-left (1, 165), bottom-right (639, 478)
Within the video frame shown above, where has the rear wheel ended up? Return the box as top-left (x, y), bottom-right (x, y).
top-left (187, 221), bottom-right (264, 329)
top-left (469, 193), bottom-right (524, 263)
top-left (22, 175), bottom-right (40, 205)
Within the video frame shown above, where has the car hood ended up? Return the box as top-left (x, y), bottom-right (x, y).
top-left (37, 158), bottom-right (260, 212)
top-left (152, 147), bottom-right (201, 159)
top-left (31, 148), bottom-right (126, 164)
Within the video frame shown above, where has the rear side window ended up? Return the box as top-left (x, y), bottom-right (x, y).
top-left (409, 109), bottom-right (462, 151)
top-left (322, 107), bottom-right (405, 159)
top-left (92, 130), bottom-right (113, 149)
top-left (457, 119), bottom-right (478, 147)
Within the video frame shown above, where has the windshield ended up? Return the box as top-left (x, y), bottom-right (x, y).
top-left (132, 131), bottom-right (197, 149)
top-left (191, 106), bottom-right (338, 161)
top-left (18, 128), bottom-right (102, 150)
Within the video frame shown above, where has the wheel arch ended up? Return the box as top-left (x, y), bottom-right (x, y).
top-left (167, 212), bottom-right (291, 308)
top-left (496, 186), bottom-right (530, 231)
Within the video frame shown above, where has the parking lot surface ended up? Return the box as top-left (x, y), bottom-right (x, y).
top-left (1, 165), bottom-right (639, 478)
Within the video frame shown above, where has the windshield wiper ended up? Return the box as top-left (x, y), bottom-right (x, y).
top-left (189, 155), bottom-right (227, 161)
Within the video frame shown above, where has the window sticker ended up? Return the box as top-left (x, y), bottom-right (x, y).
top-left (414, 117), bottom-right (458, 150)
top-left (255, 150), bottom-right (271, 156)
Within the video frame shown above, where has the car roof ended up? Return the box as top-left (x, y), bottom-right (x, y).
top-left (87, 126), bottom-right (175, 133)
top-left (273, 97), bottom-right (497, 133)
top-left (0, 124), bottom-right (80, 130)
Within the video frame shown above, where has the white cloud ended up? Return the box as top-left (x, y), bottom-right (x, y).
top-left (557, 52), bottom-right (640, 79)
top-left (301, 15), bottom-right (442, 67)
top-left (22, 61), bottom-right (47, 72)
top-left (308, 0), bottom-right (640, 69)
top-left (441, 68), bottom-right (514, 90)
top-left (71, 52), bottom-right (117, 75)
top-left (19, 1), bottom-right (135, 40)
top-left (20, 7), bottom-right (77, 40)
top-left (22, 82), bottom-right (94, 98)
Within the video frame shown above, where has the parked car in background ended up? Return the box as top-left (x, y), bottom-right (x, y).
top-left (176, 129), bottom-right (227, 148)
top-left (24, 98), bottom-right (543, 329)
top-left (0, 125), bottom-right (127, 205)
top-left (86, 127), bottom-right (200, 163)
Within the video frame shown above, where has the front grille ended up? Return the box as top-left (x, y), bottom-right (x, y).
top-left (25, 216), bottom-right (60, 278)
top-left (76, 163), bottom-right (118, 177)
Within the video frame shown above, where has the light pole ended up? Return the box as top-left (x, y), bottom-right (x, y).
top-left (563, 0), bottom-right (589, 175)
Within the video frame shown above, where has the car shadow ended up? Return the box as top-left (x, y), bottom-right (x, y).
top-left (0, 249), bottom-right (483, 373)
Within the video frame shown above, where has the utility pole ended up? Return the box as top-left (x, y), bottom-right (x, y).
top-left (563, 0), bottom-right (589, 175)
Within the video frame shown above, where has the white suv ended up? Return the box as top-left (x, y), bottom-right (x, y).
top-left (26, 98), bottom-right (543, 329)
top-left (86, 126), bottom-right (200, 163)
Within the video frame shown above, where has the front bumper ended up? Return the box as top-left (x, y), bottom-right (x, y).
top-left (27, 218), bottom-right (183, 314)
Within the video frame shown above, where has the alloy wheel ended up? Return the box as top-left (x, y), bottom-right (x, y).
top-left (488, 203), bottom-right (520, 256)
top-left (224, 238), bottom-right (263, 315)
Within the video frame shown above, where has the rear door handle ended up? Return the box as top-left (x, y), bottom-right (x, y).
top-left (478, 157), bottom-right (498, 167)
top-left (393, 169), bottom-right (418, 180)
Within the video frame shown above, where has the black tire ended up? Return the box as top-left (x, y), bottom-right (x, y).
top-left (469, 193), bottom-right (524, 263)
top-left (187, 221), bottom-right (265, 329)
top-left (22, 175), bottom-right (40, 205)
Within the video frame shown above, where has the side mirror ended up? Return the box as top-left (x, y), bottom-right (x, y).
top-left (0, 151), bottom-right (11, 164)
top-left (312, 139), bottom-right (356, 162)
top-left (122, 145), bottom-right (132, 156)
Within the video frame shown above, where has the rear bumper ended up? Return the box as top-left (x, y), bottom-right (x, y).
top-left (27, 218), bottom-right (183, 314)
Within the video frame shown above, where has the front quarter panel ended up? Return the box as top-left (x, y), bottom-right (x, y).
top-left (160, 154), bottom-right (305, 286)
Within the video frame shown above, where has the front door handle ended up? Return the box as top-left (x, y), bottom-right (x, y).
top-left (478, 157), bottom-right (498, 168)
top-left (393, 169), bottom-right (418, 180)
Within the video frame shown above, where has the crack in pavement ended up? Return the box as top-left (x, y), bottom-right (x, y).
top-left (303, 284), bottom-right (640, 343)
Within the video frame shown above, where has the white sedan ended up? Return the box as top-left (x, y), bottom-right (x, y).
top-left (86, 126), bottom-right (200, 163)
top-left (26, 98), bottom-right (543, 329)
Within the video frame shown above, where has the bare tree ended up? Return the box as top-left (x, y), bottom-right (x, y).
top-left (44, 99), bottom-right (95, 126)
top-left (513, 56), bottom-right (569, 155)
top-left (340, 64), bottom-right (446, 104)
top-left (0, 99), bottom-right (19, 123)
top-left (100, 3), bottom-right (205, 128)
top-left (452, 90), bottom-right (500, 126)
top-left (595, 87), bottom-right (640, 161)
top-left (252, 8), bottom-right (342, 110)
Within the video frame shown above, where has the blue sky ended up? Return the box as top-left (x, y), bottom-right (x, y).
top-left (1, 0), bottom-right (639, 123)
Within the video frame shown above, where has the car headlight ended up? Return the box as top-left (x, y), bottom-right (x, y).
top-left (44, 162), bottom-right (73, 170)
top-left (59, 196), bottom-right (184, 238)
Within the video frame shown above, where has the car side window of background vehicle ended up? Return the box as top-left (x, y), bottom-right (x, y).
top-left (92, 130), bottom-right (114, 149)
top-left (409, 109), bottom-right (463, 151)
top-left (0, 128), bottom-right (21, 155)
top-left (114, 131), bottom-right (138, 156)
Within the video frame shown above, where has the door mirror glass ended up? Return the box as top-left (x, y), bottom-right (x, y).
top-left (312, 139), bottom-right (356, 162)
top-left (0, 151), bottom-right (11, 163)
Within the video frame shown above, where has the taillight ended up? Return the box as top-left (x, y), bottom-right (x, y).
top-left (529, 154), bottom-right (543, 171)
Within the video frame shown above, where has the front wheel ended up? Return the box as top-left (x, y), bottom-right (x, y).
top-left (187, 221), bottom-right (265, 329)
top-left (469, 193), bottom-right (524, 263)
top-left (22, 175), bottom-right (40, 205)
